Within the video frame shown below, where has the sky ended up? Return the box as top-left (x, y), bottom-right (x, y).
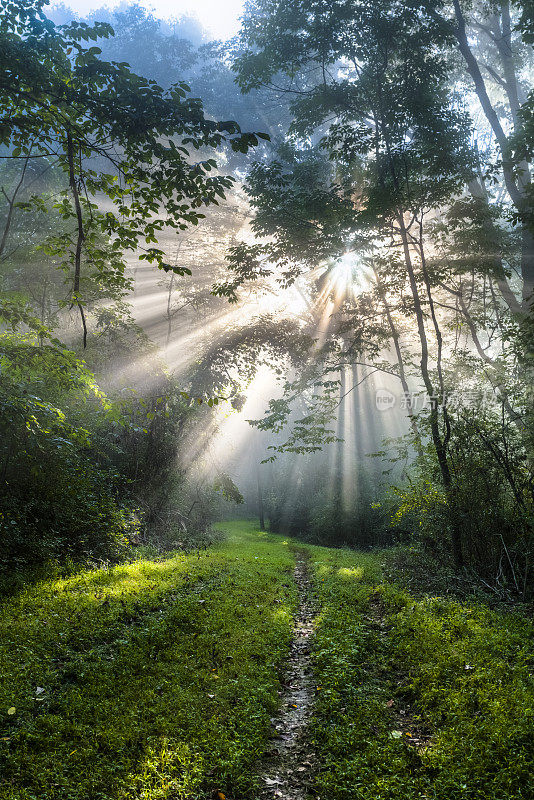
top-left (52, 0), bottom-right (245, 39)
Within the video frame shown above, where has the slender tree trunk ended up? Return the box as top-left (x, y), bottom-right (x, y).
top-left (490, 4), bottom-right (524, 124)
top-left (397, 211), bottom-right (463, 568)
top-left (0, 154), bottom-right (30, 260)
top-left (417, 219), bottom-right (452, 450)
top-left (451, 0), bottom-right (534, 306)
top-left (335, 364), bottom-right (346, 500)
top-left (257, 463), bottom-right (265, 531)
top-left (379, 74), bottom-right (462, 565)
top-left (373, 265), bottom-right (424, 455)
top-left (66, 128), bottom-right (87, 347)
top-left (520, 228), bottom-right (534, 308)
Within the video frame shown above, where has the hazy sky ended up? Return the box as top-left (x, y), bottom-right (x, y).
top-left (52, 1), bottom-right (245, 39)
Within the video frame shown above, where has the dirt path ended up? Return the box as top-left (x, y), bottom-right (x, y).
top-left (257, 552), bottom-right (318, 800)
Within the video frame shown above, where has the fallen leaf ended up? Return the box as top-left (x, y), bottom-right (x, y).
top-left (216, 792), bottom-right (226, 800)
top-left (7, 708), bottom-right (16, 716)
top-left (264, 777), bottom-right (280, 786)
top-left (386, 699), bottom-right (394, 708)
top-left (391, 730), bottom-right (402, 739)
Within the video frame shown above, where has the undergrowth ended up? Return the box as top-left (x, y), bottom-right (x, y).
top-left (0, 521), bottom-right (296, 800)
top-left (2, 522), bottom-right (532, 800)
top-left (305, 543), bottom-right (534, 800)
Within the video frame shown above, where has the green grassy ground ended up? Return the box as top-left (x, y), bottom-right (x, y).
top-left (1, 521), bottom-right (532, 800)
top-left (0, 521), bottom-right (296, 800)
top-left (305, 543), bottom-right (534, 800)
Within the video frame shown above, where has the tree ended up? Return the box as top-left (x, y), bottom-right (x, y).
top-left (442, 0), bottom-right (534, 307)
top-left (213, 0), bottom-right (534, 578)
top-left (228, 0), bottom-right (477, 566)
top-left (0, 0), bottom-right (263, 345)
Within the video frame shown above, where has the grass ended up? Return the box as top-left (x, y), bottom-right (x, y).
top-left (1, 522), bottom-right (533, 800)
top-left (0, 521), bottom-right (296, 800)
top-left (304, 542), bottom-right (534, 800)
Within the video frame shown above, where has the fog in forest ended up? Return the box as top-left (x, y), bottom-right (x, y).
top-left (2, 3), bottom-right (534, 799)
top-left (2, 0), bottom-right (534, 583)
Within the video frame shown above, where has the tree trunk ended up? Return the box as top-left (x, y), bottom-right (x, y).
top-left (373, 265), bottom-right (424, 455)
top-left (257, 464), bottom-right (265, 531)
top-left (66, 128), bottom-right (87, 347)
top-left (0, 154), bottom-right (30, 260)
top-left (451, 0), bottom-right (534, 307)
top-left (397, 211), bottom-right (463, 568)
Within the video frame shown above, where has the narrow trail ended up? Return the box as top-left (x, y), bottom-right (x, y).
top-left (257, 552), bottom-right (318, 800)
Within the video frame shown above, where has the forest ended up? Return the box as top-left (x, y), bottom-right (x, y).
top-left (0, 1), bottom-right (533, 799)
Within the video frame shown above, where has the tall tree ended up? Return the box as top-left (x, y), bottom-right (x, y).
top-left (435, 0), bottom-right (534, 307)
top-left (226, 0), bottom-right (475, 565)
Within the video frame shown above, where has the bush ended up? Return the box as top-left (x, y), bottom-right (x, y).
top-left (390, 409), bottom-right (534, 599)
top-left (0, 334), bottom-right (139, 570)
top-left (0, 464), bottom-right (137, 571)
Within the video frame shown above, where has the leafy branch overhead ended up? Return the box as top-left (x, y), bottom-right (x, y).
top-left (0, 0), bottom-right (267, 344)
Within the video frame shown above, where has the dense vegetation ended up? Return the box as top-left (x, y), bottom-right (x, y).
top-left (1, 521), bottom-right (532, 799)
top-left (0, 523), bottom-right (296, 799)
top-left (308, 542), bottom-right (533, 799)
top-left (0, 0), bottom-right (256, 576)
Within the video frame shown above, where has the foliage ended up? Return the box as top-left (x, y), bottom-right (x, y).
top-left (213, 472), bottom-right (245, 505)
top-left (0, 0), bottom-right (261, 345)
top-left (191, 315), bottom-right (311, 400)
top-left (0, 0), bottom-right (267, 570)
top-left (71, 3), bottom-right (289, 158)
top-left (0, 328), bottom-right (228, 570)
top-left (389, 406), bottom-right (534, 599)
top-left (0, 331), bottom-right (139, 569)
